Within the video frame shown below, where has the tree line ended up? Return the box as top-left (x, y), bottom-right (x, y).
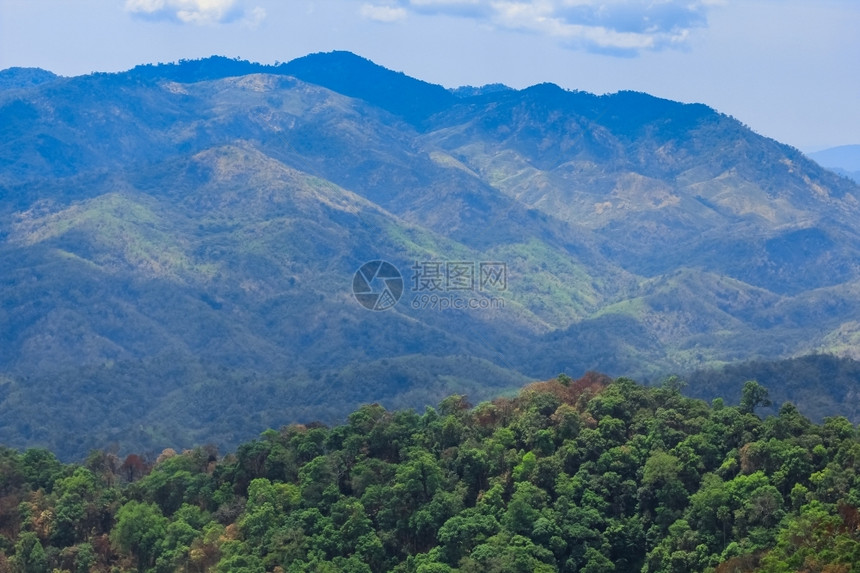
top-left (0, 372), bottom-right (859, 572)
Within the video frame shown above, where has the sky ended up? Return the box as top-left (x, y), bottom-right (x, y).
top-left (0, 0), bottom-right (858, 151)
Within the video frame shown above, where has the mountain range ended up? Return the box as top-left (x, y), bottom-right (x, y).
top-left (2, 52), bottom-right (860, 459)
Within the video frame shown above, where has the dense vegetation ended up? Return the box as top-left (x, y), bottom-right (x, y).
top-left (4, 53), bottom-right (860, 461)
top-left (1, 373), bottom-right (859, 572)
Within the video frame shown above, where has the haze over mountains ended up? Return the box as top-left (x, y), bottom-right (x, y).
top-left (808, 145), bottom-right (860, 183)
top-left (2, 52), bottom-right (860, 459)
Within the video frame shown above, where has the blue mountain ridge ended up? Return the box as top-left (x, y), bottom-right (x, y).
top-left (1, 51), bottom-right (860, 459)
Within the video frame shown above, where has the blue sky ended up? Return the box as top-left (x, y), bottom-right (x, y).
top-left (0, 0), bottom-right (857, 151)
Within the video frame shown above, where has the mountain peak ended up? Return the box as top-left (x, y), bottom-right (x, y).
top-left (280, 51), bottom-right (457, 124)
top-left (0, 67), bottom-right (59, 91)
top-left (121, 51), bottom-right (459, 125)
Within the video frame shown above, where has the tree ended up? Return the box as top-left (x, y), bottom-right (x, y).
top-left (120, 453), bottom-right (149, 483)
top-left (215, 541), bottom-right (265, 573)
top-left (459, 531), bottom-right (556, 573)
top-left (503, 482), bottom-right (546, 536)
top-left (110, 501), bottom-right (168, 571)
top-left (739, 381), bottom-right (771, 415)
top-left (687, 473), bottom-right (732, 551)
top-left (437, 509), bottom-right (500, 565)
top-left (19, 449), bottom-right (62, 492)
top-left (51, 467), bottom-right (108, 547)
top-left (642, 451), bottom-right (688, 530)
top-left (758, 501), bottom-right (860, 572)
top-left (73, 542), bottom-right (96, 573)
top-left (11, 532), bottom-right (47, 573)
top-left (394, 451), bottom-right (443, 507)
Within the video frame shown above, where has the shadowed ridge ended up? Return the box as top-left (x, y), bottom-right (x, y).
top-left (280, 50), bottom-right (458, 125)
top-left (124, 55), bottom-right (271, 83)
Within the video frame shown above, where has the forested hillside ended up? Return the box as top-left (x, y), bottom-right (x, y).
top-left (1, 374), bottom-right (859, 572)
top-left (4, 52), bottom-right (860, 458)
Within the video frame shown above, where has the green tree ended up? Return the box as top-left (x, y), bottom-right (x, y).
top-left (19, 449), bottom-right (63, 492)
top-left (437, 509), bottom-right (500, 565)
top-left (641, 451), bottom-right (688, 530)
top-left (111, 500), bottom-right (168, 571)
top-left (73, 542), bottom-right (96, 573)
top-left (759, 501), bottom-right (860, 572)
top-left (739, 380), bottom-right (771, 415)
top-left (51, 467), bottom-right (103, 547)
top-left (503, 482), bottom-right (546, 536)
top-left (11, 531), bottom-right (48, 573)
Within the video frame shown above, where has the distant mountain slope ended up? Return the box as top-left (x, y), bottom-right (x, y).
top-left (1, 52), bottom-right (860, 459)
top-left (808, 144), bottom-right (860, 183)
top-left (423, 85), bottom-right (860, 294)
top-left (809, 144), bottom-right (860, 171)
top-left (687, 354), bottom-right (860, 423)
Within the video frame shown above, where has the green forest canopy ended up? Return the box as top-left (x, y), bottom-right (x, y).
top-left (1, 373), bottom-right (859, 572)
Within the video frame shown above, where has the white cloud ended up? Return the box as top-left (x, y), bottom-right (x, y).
top-left (360, 3), bottom-right (409, 22)
top-left (358, 0), bottom-right (714, 55)
top-left (125, 0), bottom-right (266, 26)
